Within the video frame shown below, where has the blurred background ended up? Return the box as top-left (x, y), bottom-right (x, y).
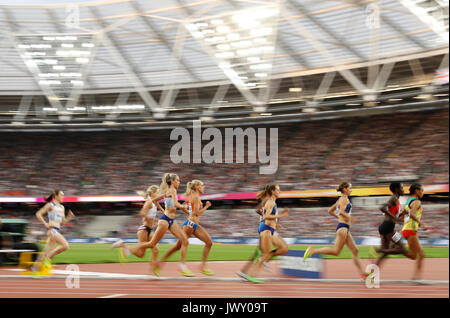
top-left (0, 0), bottom-right (448, 247)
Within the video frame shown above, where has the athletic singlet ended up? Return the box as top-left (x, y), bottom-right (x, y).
top-left (187, 198), bottom-right (203, 216)
top-left (48, 201), bottom-right (64, 224)
top-left (402, 198), bottom-right (422, 232)
top-left (142, 199), bottom-right (157, 222)
top-left (262, 203), bottom-right (278, 224)
top-left (164, 196), bottom-right (174, 208)
top-left (336, 198), bottom-right (352, 216)
top-left (387, 200), bottom-right (400, 217)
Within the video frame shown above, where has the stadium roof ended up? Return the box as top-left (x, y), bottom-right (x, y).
top-left (0, 0), bottom-right (448, 129)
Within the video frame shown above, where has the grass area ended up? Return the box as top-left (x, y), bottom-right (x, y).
top-left (42, 243), bottom-right (449, 265)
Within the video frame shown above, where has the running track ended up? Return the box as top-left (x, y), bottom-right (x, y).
top-left (0, 259), bottom-right (447, 298)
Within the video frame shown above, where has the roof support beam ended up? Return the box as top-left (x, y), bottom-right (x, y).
top-left (89, 6), bottom-right (164, 117)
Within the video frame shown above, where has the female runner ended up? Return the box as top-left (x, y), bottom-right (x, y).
top-left (112, 185), bottom-right (164, 268)
top-left (244, 184), bottom-right (289, 283)
top-left (303, 182), bottom-right (368, 280)
top-left (33, 190), bottom-right (75, 272)
top-left (159, 180), bottom-right (214, 275)
top-left (399, 183), bottom-right (427, 281)
top-left (370, 182), bottom-right (412, 266)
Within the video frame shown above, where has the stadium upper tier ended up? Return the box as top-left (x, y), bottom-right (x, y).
top-left (0, 108), bottom-right (447, 196)
top-left (0, 0), bottom-right (448, 129)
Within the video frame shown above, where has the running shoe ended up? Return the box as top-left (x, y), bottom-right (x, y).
top-left (179, 264), bottom-right (195, 277)
top-left (200, 267), bottom-right (215, 276)
top-left (111, 239), bottom-right (124, 250)
top-left (43, 257), bottom-right (53, 271)
top-left (236, 271), bottom-right (247, 280)
top-left (303, 247), bottom-right (312, 262)
top-left (181, 269), bottom-right (195, 277)
top-left (243, 274), bottom-right (263, 284)
top-left (360, 272), bottom-right (371, 282)
top-left (152, 263), bottom-right (160, 277)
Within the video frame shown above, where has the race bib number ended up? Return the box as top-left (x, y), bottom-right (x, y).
top-left (392, 232), bottom-right (402, 243)
top-left (186, 220), bottom-right (196, 228)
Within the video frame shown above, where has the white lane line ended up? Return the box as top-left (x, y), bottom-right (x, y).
top-left (98, 294), bottom-right (127, 298)
top-left (1, 273), bottom-right (448, 285)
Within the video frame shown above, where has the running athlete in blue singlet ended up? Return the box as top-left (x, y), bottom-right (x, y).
top-left (304, 182), bottom-right (369, 280)
top-left (243, 184), bottom-right (289, 283)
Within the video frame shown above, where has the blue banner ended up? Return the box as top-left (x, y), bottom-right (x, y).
top-left (279, 250), bottom-right (323, 279)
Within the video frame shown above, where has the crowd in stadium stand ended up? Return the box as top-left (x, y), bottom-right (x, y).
top-left (0, 109), bottom-right (447, 197)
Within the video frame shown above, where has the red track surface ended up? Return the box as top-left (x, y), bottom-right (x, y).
top-left (0, 258), bottom-right (448, 298)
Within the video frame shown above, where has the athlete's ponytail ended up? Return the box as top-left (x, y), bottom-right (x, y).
top-left (137, 185), bottom-right (159, 199)
top-left (184, 180), bottom-right (202, 197)
top-left (160, 173), bottom-right (178, 195)
top-left (256, 184), bottom-right (278, 200)
top-left (44, 189), bottom-right (62, 202)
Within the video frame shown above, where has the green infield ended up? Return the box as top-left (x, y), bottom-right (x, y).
top-left (40, 243), bottom-right (449, 265)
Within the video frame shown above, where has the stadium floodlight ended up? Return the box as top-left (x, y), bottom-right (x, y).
top-left (398, 0), bottom-right (449, 43)
top-left (32, 44), bottom-right (51, 49)
top-left (117, 104), bottom-right (146, 110)
top-left (76, 57), bottom-right (89, 64)
top-left (247, 56), bottom-right (261, 62)
top-left (56, 50), bottom-right (91, 57)
top-left (60, 73), bottom-right (82, 77)
top-left (39, 73), bottom-right (59, 78)
top-left (67, 106), bottom-right (86, 111)
top-left (249, 64), bottom-right (272, 70)
top-left (216, 44), bottom-right (231, 50)
top-left (40, 59), bottom-right (58, 65)
top-left (70, 80), bottom-right (84, 87)
top-left (39, 80), bottom-right (61, 85)
top-left (55, 36), bottom-right (77, 41)
top-left (17, 33), bottom-right (96, 112)
top-left (24, 52), bottom-right (46, 56)
top-left (226, 33), bottom-right (240, 41)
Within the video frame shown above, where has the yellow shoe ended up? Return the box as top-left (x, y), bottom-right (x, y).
top-left (200, 268), bottom-right (215, 276)
top-left (43, 258), bottom-right (53, 271)
top-left (181, 269), bottom-right (195, 277)
top-left (303, 247), bottom-right (312, 262)
top-left (152, 264), bottom-right (160, 277)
